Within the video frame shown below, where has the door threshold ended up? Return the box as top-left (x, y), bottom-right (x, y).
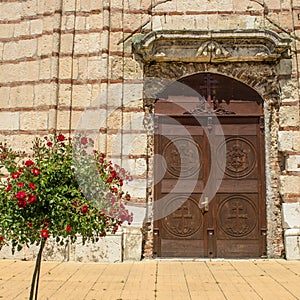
top-left (154, 257), bottom-right (271, 261)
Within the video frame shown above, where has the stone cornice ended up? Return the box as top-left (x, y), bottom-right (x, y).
top-left (132, 30), bottom-right (291, 63)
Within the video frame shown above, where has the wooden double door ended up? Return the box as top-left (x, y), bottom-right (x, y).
top-left (153, 114), bottom-right (267, 258)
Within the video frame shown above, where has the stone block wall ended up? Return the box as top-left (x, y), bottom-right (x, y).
top-left (0, 228), bottom-right (143, 262)
top-left (0, 0), bottom-right (299, 259)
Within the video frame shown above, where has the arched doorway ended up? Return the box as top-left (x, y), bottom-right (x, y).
top-left (153, 73), bottom-right (267, 258)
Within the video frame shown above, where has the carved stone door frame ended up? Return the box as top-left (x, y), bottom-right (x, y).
top-left (135, 29), bottom-right (292, 258)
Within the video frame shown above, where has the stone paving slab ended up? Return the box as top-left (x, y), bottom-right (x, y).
top-left (0, 259), bottom-right (299, 300)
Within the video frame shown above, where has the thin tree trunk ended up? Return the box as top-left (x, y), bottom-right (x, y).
top-left (29, 238), bottom-right (46, 300)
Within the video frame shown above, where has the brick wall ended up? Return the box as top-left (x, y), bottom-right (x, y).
top-left (0, 0), bottom-right (299, 258)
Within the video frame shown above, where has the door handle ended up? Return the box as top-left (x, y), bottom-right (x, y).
top-left (201, 197), bottom-right (209, 212)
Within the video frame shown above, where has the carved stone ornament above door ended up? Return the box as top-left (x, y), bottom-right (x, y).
top-left (132, 30), bottom-right (290, 63)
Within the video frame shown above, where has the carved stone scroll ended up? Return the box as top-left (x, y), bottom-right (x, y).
top-left (133, 29), bottom-right (290, 64)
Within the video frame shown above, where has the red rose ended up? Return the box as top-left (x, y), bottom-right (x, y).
top-left (125, 193), bottom-right (131, 201)
top-left (0, 236), bottom-right (4, 243)
top-left (119, 179), bottom-right (123, 186)
top-left (106, 176), bottom-right (113, 183)
top-left (110, 170), bottom-right (117, 178)
top-left (27, 222), bottom-right (33, 228)
top-left (112, 225), bottom-right (118, 234)
top-left (66, 224), bottom-right (72, 232)
top-left (32, 168), bottom-right (40, 176)
top-left (18, 167), bottom-right (24, 172)
top-left (6, 183), bottom-right (12, 192)
top-left (41, 229), bottom-right (49, 239)
top-left (111, 187), bottom-right (118, 193)
top-left (25, 160), bottom-right (34, 167)
top-left (27, 194), bottom-right (37, 204)
top-left (15, 191), bottom-right (26, 199)
top-left (80, 137), bottom-right (88, 145)
top-left (28, 182), bottom-right (36, 190)
top-left (17, 199), bottom-right (27, 208)
top-left (57, 134), bottom-right (65, 142)
top-left (17, 182), bottom-right (24, 187)
top-left (47, 141), bottom-right (53, 147)
top-left (101, 153), bottom-right (106, 158)
top-left (99, 158), bottom-right (104, 163)
top-left (81, 205), bottom-right (88, 214)
top-left (11, 172), bottom-right (20, 179)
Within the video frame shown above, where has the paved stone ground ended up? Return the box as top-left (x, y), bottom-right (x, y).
top-left (0, 259), bottom-right (299, 299)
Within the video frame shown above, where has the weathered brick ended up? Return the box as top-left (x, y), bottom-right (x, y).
top-left (0, 42), bottom-right (3, 60)
top-left (0, 86), bottom-right (10, 108)
top-left (123, 83), bottom-right (143, 107)
top-left (34, 83), bottom-right (56, 106)
top-left (64, 15), bottom-right (75, 30)
top-left (56, 110), bottom-right (71, 130)
top-left (3, 39), bottom-right (37, 60)
top-left (72, 84), bottom-right (92, 107)
top-left (37, 34), bottom-right (54, 56)
top-left (122, 111), bottom-right (144, 131)
top-left (22, 0), bottom-right (38, 17)
top-left (74, 34), bottom-right (89, 53)
top-left (279, 106), bottom-right (300, 127)
top-left (0, 2), bottom-right (22, 20)
top-left (20, 60), bottom-right (40, 82)
top-left (88, 14), bottom-right (103, 30)
top-left (0, 24), bottom-right (14, 39)
top-left (77, 56), bottom-right (88, 80)
top-left (107, 109), bottom-right (122, 129)
top-left (88, 32), bottom-right (101, 53)
top-left (39, 58), bottom-right (52, 80)
top-left (123, 133), bottom-right (147, 156)
top-left (111, 11), bottom-right (123, 29)
top-left (14, 21), bottom-right (30, 37)
top-left (279, 175), bottom-right (300, 195)
top-left (278, 131), bottom-right (300, 152)
top-left (60, 33), bottom-right (74, 53)
top-left (88, 58), bottom-right (101, 79)
top-left (30, 19), bottom-right (43, 35)
top-left (57, 84), bottom-right (72, 106)
top-left (58, 56), bottom-right (72, 79)
top-left (75, 16), bottom-right (86, 31)
top-left (123, 13), bottom-right (149, 31)
top-left (0, 112), bottom-right (19, 130)
top-left (279, 11), bottom-right (293, 31)
top-left (44, 0), bottom-right (59, 12)
top-left (43, 15), bottom-right (55, 32)
top-left (10, 85), bottom-right (34, 107)
top-left (63, 0), bottom-right (76, 12)
top-left (0, 61), bottom-right (39, 83)
top-left (111, 57), bottom-right (143, 80)
top-left (286, 155), bottom-right (300, 172)
top-left (19, 111), bottom-right (49, 131)
top-left (79, 0), bottom-right (91, 12)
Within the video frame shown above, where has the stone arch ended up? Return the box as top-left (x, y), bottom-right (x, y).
top-left (144, 62), bottom-right (280, 109)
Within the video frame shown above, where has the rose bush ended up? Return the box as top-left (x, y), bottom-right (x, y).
top-left (0, 133), bottom-right (133, 299)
